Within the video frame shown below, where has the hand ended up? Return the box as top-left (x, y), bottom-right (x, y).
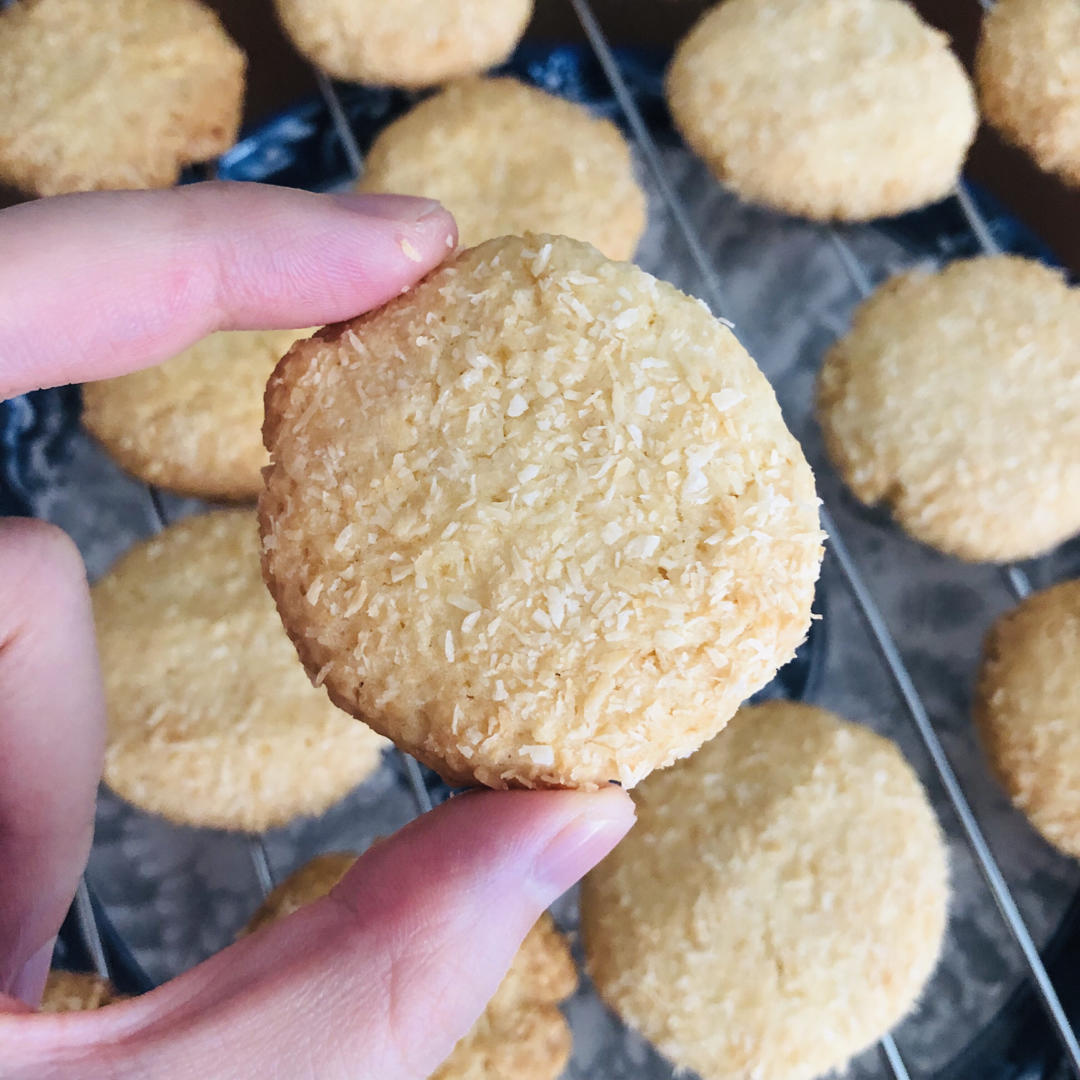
top-left (0, 183), bottom-right (635, 1079)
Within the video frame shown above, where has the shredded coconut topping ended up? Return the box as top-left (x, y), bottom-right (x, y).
top-left (260, 235), bottom-right (822, 790)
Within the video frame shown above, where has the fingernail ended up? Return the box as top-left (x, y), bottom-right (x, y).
top-left (530, 794), bottom-right (635, 898)
top-left (331, 193), bottom-right (447, 223)
top-left (9, 939), bottom-right (53, 1008)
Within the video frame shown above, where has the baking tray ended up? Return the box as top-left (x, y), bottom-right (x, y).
top-left (3, 17), bottom-right (1080, 1080)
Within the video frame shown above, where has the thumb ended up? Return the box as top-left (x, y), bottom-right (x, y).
top-left (0, 788), bottom-right (634, 1080)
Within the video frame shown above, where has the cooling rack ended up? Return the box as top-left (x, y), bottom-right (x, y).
top-left (3, 2), bottom-right (1079, 1077)
top-left (565, 5), bottom-right (1080, 1073)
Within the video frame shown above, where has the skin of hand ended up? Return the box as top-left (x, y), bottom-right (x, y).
top-left (0, 182), bottom-right (635, 1080)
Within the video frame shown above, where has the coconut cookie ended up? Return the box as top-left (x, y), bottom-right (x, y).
top-left (39, 971), bottom-right (122, 1013)
top-left (581, 701), bottom-right (949, 1080)
top-left (94, 510), bottom-right (387, 831)
top-left (274, 0), bottom-right (532, 89)
top-left (818, 256), bottom-right (1080, 562)
top-left (82, 329), bottom-right (312, 501)
top-left (359, 78), bottom-right (646, 261)
top-left (243, 854), bottom-right (576, 1080)
top-left (975, 579), bottom-right (1080, 857)
top-left (241, 851), bottom-right (358, 936)
top-left (666, 0), bottom-right (976, 221)
top-left (977, 0), bottom-right (1080, 188)
top-left (433, 914), bottom-right (576, 1080)
top-left (260, 235), bottom-right (822, 790)
top-left (0, 0), bottom-right (245, 196)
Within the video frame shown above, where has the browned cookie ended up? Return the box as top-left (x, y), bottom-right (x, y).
top-left (83, 329), bottom-right (312, 501)
top-left (39, 971), bottom-right (122, 1013)
top-left (274, 0), bottom-right (532, 89)
top-left (243, 853), bottom-right (576, 1080)
top-left (359, 78), bottom-right (646, 261)
top-left (0, 0), bottom-right (245, 196)
top-left (260, 235), bottom-right (823, 790)
top-left (240, 851), bottom-right (359, 936)
top-left (977, 0), bottom-right (1080, 187)
top-left (975, 579), bottom-right (1080, 857)
top-left (666, 0), bottom-right (976, 220)
top-left (95, 510), bottom-right (387, 831)
top-left (818, 256), bottom-right (1080, 562)
top-left (581, 702), bottom-right (949, 1080)
top-left (433, 914), bottom-right (576, 1080)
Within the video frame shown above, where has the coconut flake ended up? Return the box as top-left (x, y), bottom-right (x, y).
top-left (710, 388), bottom-right (746, 412)
top-left (521, 745), bottom-right (555, 766)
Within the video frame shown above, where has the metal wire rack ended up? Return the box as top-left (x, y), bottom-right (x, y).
top-left (49, 1), bottom-right (1079, 1076)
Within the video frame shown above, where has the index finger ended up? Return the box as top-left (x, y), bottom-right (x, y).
top-left (0, 182), bottom-right (456, 400)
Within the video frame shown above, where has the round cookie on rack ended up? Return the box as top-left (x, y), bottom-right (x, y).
top-left (259, 234), bottom-right (823, 790)
top-left (243, 854), bottom-right (577, 1080)
top-left (39, 971), bottom-right (122, 1013)
top-left (976, 0), bottom-right (1080, 188)
top-left (240, 851), bottom-right (358, 937)
top-left (665, 0), bottom-right (977, 221)
top-left (82, 328), bottom-right (313, 501)
top-left (358, 78), bottom-right (647, 261)
top-left (273, 0), bottom-right (532, 89)
top-left (975, 578), bottom-right (1080, 857)
top-left (94, 510), bottom-right (388, 832)
top-left (580, 701), bottom-right (949, 1080)
top-left (435, 914), bottom-right (577, 1080)
top-left (817, 255), bottom-right (1080, 562)
top-left (0, 0), bottom-right (245, 196)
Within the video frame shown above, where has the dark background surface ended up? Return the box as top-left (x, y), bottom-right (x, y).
top-left (2, 0), bottom-right (1077, 272)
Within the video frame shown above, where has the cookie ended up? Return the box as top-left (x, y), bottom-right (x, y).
top-left (666, 0), bottom-right (977, 221)
top-left (260, 234), bottom-right (823, 790)
top-left (82, 329), bottom-right (312, 501)
top-left (243, 853), bottom-right (576, 1080)
top-left (581, 701), bottom-right (949, 1080)
top-left (359, 78), bottom-right (646, 261)
top-left (817, 255), bottom-right (1080, 562)
top-left (273, 0), bottom-right (532, 89)
top-left (977, 0), bottom-right (1080, 188)
top-left (975, 579), bottom-right (1080, 857)
top-left (433, 913), bottom-right (576, 1080)
top-left (94, 510), bottom-right (387, 831)
top-left (0, 0), bottom-right (245, 196)
top-left (39, 971), bottom-right (121, 1013)
top-left (240, 851), bottom-right (358, 936)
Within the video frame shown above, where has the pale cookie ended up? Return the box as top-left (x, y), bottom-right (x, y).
top-left (975, 579), bottom-right (1080, 857)
top-left (0, 0), bottom-right (245, 196)
top-left (39, 971), bottom-right (121, 1013)
top-left (260, 235), bottom-right (823, 790)
top-left (95, 510), bottom-right (387, 831)
top-left (818, 256), bottom-right (1080, 562)
top-left (83, 329), bottom-right (312, 501)
top-left (359, 78), bottom-right (646, 261)
top-left (581, 702), bottom-right (949, 1080)
top-left (273, 0), bottom-right (532, 89)
top-left (666, 0), bottom-right (977, 221)
top-left (977, 0), bottom-right (1080, 187)
top-left (243, 854), bottom-right (576, 1080)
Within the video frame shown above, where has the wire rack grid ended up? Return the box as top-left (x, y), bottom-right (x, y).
top-left (563, 2), bottom-right (1080, 1076)
top-left (49, 2), bottom-right (1079, 1078)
